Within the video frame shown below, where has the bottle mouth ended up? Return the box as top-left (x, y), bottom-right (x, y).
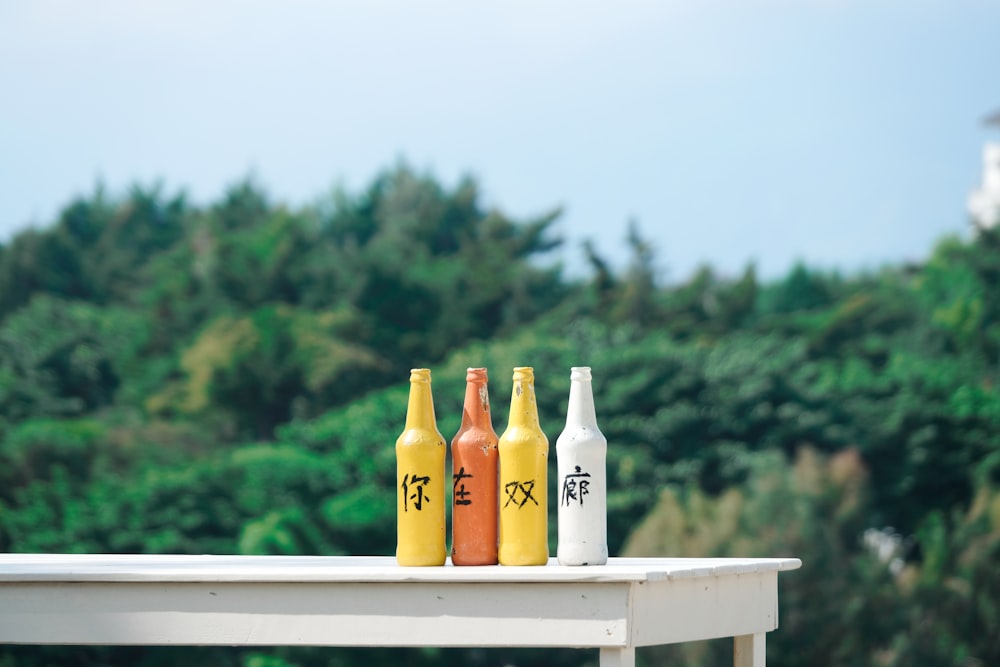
top-left (466, 367), bottom-right (488, 382)
top-left (570, 366), bottom-right (592, 381)
top-left (512, 366), bottom-right (534, 382)
top-left (409, 368), bottom-right (432, 383)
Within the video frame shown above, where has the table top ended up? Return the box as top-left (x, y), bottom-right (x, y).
top-left (0, 554), bottom-right (801, 584)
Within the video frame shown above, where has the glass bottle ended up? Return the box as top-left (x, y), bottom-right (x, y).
top-left (556, 366), bottom-right (608, 565)
top-left (498, 366), bottom-right (549, 566)
top-left (396, 368), bottom-right (447, 566)
top-left (450, 367), bottom-right (499, 565)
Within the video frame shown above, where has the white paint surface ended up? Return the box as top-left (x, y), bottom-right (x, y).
top-left (0, 555), bottom-right (800, 666)
top-left (557, 366), bottom-right (609, 566)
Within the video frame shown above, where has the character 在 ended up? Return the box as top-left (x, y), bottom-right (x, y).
top-left (453, 467), bottom-right (473, 506)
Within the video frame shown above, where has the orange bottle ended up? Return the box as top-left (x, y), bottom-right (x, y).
top-left (450, 367), bottom-right (499, 565)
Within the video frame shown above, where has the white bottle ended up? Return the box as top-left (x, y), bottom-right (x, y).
top-left (556, 366), bottom-right (608, 566)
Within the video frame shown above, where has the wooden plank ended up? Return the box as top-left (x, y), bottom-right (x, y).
top-left (0, 555), bottom-right (799, 654)
top-left (628, 572), bottom-right (779, 646)
top-left (0, 555), bottom-right (801, 584)
top-left (734, 633), bottom-right (766, 667)
top-left (0, 581), bottom-right (631, 647)
top-left (599, 647), bottom-right (636, 667)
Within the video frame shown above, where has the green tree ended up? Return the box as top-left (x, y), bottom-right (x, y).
top-left (150, 306), bottom-right (386, 438)
top-left (0, 296), bottom-right (147, 424)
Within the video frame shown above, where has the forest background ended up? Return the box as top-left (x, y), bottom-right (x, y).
top-left (0, 166), bottom-right (998, 667)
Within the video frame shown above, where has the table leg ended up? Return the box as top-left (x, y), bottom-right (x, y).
top-left (599, 647), bottom-right (635, 667)
top-left (734, 632), bottom-right (765, 667)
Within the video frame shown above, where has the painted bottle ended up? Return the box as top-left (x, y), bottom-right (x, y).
top-left (556, 366), bottom-right (608, 566)
top-left (498, 366), bottom-right (549, 566)
top-left (451, 367), bottom-right (499, 566)
top-left (396, 368), bottom-right (447, 566)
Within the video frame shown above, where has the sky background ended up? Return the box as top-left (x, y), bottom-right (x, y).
top-left (1, 0), bottom-right (998, 281)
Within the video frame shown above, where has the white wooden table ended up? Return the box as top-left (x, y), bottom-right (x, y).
top-left (0, 554), bottom-right (800, 667)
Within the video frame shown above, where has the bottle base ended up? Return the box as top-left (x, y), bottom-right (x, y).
top-left (451, 553), bottom-right (499, 566)
top-left (557, 546), bottom-right (608, 566)
top-left (396, 550), bottom-right (447, 567)
top-left (498, 550), bottom-right (549, 566)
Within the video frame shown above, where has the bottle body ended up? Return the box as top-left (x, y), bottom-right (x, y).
top-left (396, 368), bottom-right (447, 566)
top-left (498, 367), bottom-right (549, 566)
top-left (556, 367), bottom-right (608, 566)
top-left (451, 368), bottom-right (499, 565)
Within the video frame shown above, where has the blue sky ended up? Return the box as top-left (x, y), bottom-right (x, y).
top-left (1, 1), bottom-right (998, 281)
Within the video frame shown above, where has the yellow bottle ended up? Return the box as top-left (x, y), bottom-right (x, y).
top-left (498, 366), bottom-right (549, 566)
top-left (396, 368), bottom-right (447, 566)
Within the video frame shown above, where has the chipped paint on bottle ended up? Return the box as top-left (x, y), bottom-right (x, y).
top-left (451, 367), bottom-right (499, 566)
top-left (396, 368), bottom-right (447, 566)
top-left (556, 366), bottom-right (608, 566)
top-left (498, 367), bottom-right (549, 566)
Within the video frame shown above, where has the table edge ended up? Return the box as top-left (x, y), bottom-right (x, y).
top-left (0, 555), bottom-right (801, 584)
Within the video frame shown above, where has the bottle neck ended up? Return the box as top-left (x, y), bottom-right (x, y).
top-left (508, 367), bottom-right (540, 429)
top-left (461, 368), bottom-right (492, 430)
top-left (405, 368), bottom-right (437, 430)
top-left (565, 367), bottom-right (598, 428)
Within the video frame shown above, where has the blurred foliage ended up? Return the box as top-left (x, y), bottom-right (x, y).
top-left (1, 166), bottom-right (999, 666)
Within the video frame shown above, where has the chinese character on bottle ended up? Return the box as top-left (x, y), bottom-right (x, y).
top-left (401, 473), bottom-right (431, 511)
top-left (503, 479), bottom-right (539, 508)
top-left (560, 465), bottom-right (591, 507)
top-left (453, 467), bottom-right (473, 506)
